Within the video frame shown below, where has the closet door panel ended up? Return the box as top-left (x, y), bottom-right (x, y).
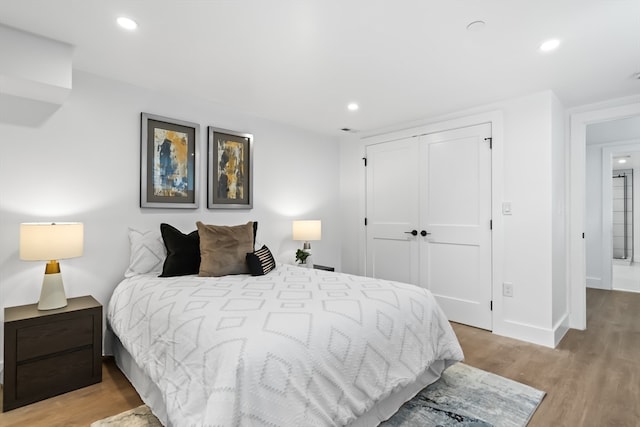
top-left (365, 138), bottom-right (420, 285)
top-left (420, 123), bottom-right (492, 330)
top-left (365, 122), bottom-right (492, 330)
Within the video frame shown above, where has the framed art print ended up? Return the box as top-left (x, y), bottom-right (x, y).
top-left (207, 126), bottom-right (253, 209)
top-left (140, 113), bottom-right (199, 208)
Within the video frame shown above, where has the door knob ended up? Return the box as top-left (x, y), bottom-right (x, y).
top-left (421, 230), bottom-right (431, 236)
top-left (404, 230), bottom-right (418, 236)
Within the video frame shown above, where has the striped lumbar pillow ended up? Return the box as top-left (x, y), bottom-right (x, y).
top-left (246, 245), bottom-right (276, 276)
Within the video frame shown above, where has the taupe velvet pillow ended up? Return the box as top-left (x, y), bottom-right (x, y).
top-left (196, 221), bottom-right (254, 276)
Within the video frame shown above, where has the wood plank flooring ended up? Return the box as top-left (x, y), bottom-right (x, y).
top-left (0, 358), bottom-right (142, 427)
top-left (1, 288), bottom-right (638, 426)
top-left (453, 288), bottom-right (640, 427)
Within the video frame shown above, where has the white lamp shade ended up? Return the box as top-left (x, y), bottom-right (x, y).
top-left (20, 222), bottom-right (84, 261)
top-left (292, 220), bottom-right (322, 241)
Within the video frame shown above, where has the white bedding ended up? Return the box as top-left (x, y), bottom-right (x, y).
top-left (107, 264), bottom-right (463, 426)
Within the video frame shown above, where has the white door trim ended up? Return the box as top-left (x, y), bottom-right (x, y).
top-left (569, 101), bottom-right (640, 330)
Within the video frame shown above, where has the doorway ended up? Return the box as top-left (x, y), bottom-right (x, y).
top-left (590, 144), bottom-right (640, 291)
top-left (610, 153), bottom-right (640, 293)
top-left (571, 105), bottom-right (640, 330)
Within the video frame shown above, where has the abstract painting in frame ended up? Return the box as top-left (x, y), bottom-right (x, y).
top-left (140, 113), bottom-right (199, 208)
top-left (207, 126), bottom-right (253, 209)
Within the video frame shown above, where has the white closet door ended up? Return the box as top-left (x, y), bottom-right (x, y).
top-left (419, 123), bottom-right (492, 330)
top-left (365, 123), bottom-right (492, 330)
top-left (365, 137), bottom-right (420, 285)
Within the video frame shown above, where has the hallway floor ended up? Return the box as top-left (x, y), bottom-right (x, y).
top-left (612, 259), bottom-right (640, 293)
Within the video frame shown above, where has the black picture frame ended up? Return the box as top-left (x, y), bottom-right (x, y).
top-left (140, 113), bottom-right (199, 208)
top-left (207, 126), bottom-right (253, 209)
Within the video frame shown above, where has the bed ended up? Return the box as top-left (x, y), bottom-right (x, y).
top-left (107, 223), bottom-right (463, 426)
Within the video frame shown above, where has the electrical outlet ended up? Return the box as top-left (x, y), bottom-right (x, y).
top-left (503, 282), bottom-right (514, 297)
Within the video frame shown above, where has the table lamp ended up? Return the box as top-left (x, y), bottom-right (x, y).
top-left (292, 220), bottom-right (321, 250)
top-left (20, 222), bottom-right (84, 310)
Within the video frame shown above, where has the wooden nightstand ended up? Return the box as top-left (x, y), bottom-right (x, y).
top-left (3, 295), bottom-right (102, 412)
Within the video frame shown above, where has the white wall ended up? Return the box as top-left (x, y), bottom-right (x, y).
top-left (498, 92), bottom-right (555, 342)
top-left (340, 90), bottom-right (567, 347)
top-left (585, 143), bottom-right (606, 288)
top-left (0, 71), bottom-right (341, 367)
top-left (551, 93), bottom-right (568, 340)
top-left (587, 116), bottom-right (640, 144)
top-left (339, 132), bottom-right (364, 275)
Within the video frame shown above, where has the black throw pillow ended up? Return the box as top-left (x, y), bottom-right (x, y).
top-left (246, 245), bottom-right (276, 276)
top-left (252, 221), bottom-right (258, 246)
top-left (159, 223), bottom-right (200, 277)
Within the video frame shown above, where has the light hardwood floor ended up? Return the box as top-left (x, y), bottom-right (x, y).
top-left (0, 358), bottom-right (143, 427)
top-left (1, 288), bottom-right (638, 426)
top-left (453, 288), bottom-right (640, 426)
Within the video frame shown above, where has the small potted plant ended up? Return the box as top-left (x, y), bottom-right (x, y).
top-left (295, 249), bottom-right (310, 265)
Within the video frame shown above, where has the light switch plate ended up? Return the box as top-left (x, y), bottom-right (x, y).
top-left (502, 202), bottom-right (512, 215)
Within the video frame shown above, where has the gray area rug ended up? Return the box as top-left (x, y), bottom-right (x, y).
top-left (381, 362), bottom-right (545, 426)
top-left (91, 404), bottom-right (163, 427)
top-left (91, 363), bottom-right (544, 427)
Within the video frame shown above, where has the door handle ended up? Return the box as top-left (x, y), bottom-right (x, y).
top-left (421, 230), bottom-right (431, 237)
top-left (404, 230), bottom-right (418, 236)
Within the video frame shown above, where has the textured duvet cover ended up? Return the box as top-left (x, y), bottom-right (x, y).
top-left (107, 264), bottom-right (463, 427)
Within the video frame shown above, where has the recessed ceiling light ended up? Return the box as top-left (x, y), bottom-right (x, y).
top-left (347, 103), bottom-right (359, 111)
top-left (466, 20), bottom-right (486, 32)
top-left (618, 159), bottom-right (627, 164)
top-left (117, 17), bottom-right (138, 31)
top-left (539, 39), bottom-right (560, 52)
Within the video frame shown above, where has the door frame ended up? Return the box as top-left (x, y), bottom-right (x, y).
top-left (569, 99), bottom-right (640, 330)
top-left (359, 110), bottom-right (504, 331)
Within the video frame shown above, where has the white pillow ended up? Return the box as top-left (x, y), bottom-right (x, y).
top-left (124, 227), bottom-right (166, 277)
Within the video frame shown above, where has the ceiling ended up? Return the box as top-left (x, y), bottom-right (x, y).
top-left (1, 0), bottom-right (639, 136)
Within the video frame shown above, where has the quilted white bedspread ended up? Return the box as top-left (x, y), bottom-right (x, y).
top-left (107, 264), bottom-right (463, 427)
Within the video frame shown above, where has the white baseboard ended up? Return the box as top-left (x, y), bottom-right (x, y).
top-left (586, 276), bottom-right (607, 289)
top-left (493, 312), bottom-right (570, 349)
top-left (493, 319), bottom-right (557, 348)
top-left (553, 314), bottom-right (570, 347)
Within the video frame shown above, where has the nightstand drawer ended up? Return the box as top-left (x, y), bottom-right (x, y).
top-left (16, 347), bottom-right (95, 402)
top-left (3, 296), bottom-right (103, 412)
top-left (16, 316), bottom-right (94, 361)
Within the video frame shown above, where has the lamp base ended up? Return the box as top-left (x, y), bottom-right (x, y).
top-left (38, 271), bottom-right (68, 310)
